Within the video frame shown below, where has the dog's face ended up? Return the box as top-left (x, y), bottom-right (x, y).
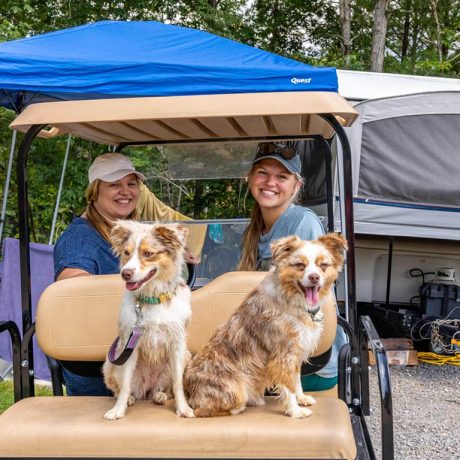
top-left (110, 221), bottom-right (188, 292)
top-left (270, 233), bottom-right (347, 306)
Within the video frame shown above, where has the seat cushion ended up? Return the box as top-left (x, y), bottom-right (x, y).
top-left (0, 395), bottom-right (356, 459)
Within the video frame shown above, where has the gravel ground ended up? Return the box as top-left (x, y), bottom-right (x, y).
top-left (366, 362), bottom-right (460, 460)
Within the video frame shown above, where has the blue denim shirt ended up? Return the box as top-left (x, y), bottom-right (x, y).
top-left (54, 217), bottom-right (119, 280)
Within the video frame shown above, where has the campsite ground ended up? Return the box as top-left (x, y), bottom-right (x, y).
top-left (367, 363), bottom-right (459, 460)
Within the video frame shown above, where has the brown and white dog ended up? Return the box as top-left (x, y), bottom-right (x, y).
top-left (103, 221), bottom-right (194, 420)
top-left (184, 232), bottom-right (347, 418)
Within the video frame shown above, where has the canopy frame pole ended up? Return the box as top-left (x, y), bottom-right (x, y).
top-left (0, 129), bottom-right (17, 242)
top-left (17, 123), bottom-right (47, 399)
top-left (49, 134), bottom-right (72, 245)
top-left (321, 114), bottom-right (357, 332)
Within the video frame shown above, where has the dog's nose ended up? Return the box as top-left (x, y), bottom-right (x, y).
top-left (308, 273), bottom-right (320, 284)
top-left (121, 269), bottom-right (134, 281)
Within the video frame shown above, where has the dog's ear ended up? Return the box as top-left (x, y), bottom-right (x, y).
top-left (271, 235), bottom-right (301, 263)
top-left (318, 233), bottom-right (348, 269)
top-left (154, 224), bottom-right (188, 252)
top-left (110, 220), bottom-right (134, 256)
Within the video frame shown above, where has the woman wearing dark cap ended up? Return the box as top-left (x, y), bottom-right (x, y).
top-left (238, 142), bottom-right (346, 391)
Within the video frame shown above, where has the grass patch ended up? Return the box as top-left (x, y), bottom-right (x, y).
top-left (0, 380), bottom-right (53, 414)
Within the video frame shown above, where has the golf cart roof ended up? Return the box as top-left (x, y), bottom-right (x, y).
top-left (10, 91), bottom-right (357, 144)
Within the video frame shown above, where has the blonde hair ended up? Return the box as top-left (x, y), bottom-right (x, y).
top-left (84, 179), bottom-right (139, 242)
top-left (237, 165), bottom-right (303, 271)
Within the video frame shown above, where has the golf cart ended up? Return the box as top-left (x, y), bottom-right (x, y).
top-left (0, 21), bottom-right (392, 460)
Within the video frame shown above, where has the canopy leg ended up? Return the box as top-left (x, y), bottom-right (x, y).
top-left (49, 134), bottom-right (72, 245)
top-left (0, 129), bottom-right (17, 242)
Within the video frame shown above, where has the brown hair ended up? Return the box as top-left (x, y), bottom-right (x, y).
top-left (237, 165), bottom-right (303, 271)
top-left (84, 179), bottom-right (139, 242)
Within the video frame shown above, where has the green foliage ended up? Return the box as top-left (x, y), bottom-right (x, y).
top-left (0, 0), bottom-right (459, 244)
top-left (0, 380), bottom-right (54, 414)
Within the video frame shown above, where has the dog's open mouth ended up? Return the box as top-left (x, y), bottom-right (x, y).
top-left (125, 269), bottom-right (157, 292)
top-left (298, 282), bottom-right (320, 306)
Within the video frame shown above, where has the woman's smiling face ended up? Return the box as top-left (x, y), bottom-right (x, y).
top-left (94, 173), bottom-right (140, 220)
top-left (249, 158), bottom-right (301, 212)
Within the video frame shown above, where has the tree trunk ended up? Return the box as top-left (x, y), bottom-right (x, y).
top-left (339, 0), bottom-right (352, 68)
top-left (430, 0), bottom-right (443, 63)
top-left (193, 180), bottom-right (204, 219)
top-left (401, 0), bottom-right (412, 62)
top-left (370, 0), bottom-right (390, 72)
top-left (268, 1), bottom-right (281, 52)
top-left (409, 11), bottom-right (420, 69)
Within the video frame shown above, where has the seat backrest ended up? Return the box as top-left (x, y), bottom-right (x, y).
top-left (36, 272), bottom-right (336, 360)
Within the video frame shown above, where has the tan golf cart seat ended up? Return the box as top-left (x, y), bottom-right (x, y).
top-left (0, 272), bottom-right (356, 459)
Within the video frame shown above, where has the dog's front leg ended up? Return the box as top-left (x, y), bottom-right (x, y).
top-left (280, 386), bottom-right (313, 419)
top-left (171, 333), bottom-right (194, 418)
top-left (269, 356), bottom-right (312, 419)
top-left (295, 373), bottom-right (316, 407)
top-left (104, 349), bottom-right (139, 421)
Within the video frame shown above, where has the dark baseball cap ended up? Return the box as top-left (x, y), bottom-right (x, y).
top-left (252, 142), bottom-right (301, 176)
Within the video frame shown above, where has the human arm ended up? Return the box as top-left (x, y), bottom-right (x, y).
top-left (56, 267), bottom-right (91, 281)
top-left (53, 218), bottom-right (119, 281)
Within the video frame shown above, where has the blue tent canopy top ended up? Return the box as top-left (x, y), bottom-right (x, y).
top-left (1, 20), bottom-right (356, 144)
top-left (0, 20), bottom-right (338, 111)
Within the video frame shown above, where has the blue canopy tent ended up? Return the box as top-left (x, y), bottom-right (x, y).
top-left (0, 20), bottom-right (337, 111)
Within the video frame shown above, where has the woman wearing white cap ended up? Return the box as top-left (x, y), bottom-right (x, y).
top-left (238, 142), bottom-right (347, 392)
top-left (53, 152), bottom-right (202, 395)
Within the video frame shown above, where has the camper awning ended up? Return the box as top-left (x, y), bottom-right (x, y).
top-left (10, 91), bottom-right (357, 144)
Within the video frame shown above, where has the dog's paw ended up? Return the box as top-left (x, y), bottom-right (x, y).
top-left (287, 407), bottom-right (313, 419)
top-left (297, 394), bottom-right (316, 407)
top-left (152, 391), bottom-right (168, 405)
top-left (176, 405), bottom-right (195, 418)
top-left (127, 394), bottom-right (136, 406)
top-left (104, 406), bottom-right (126, 421)
top-left (230, 405), bottom-right (246, 415)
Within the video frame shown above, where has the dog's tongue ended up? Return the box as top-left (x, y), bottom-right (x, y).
top-left (126, 281), bottom-right (143, 291)
top-left (306, 286), bottom-right (320, 306)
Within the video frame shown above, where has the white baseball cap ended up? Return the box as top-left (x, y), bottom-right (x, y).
top-left (88, 153), bottom-right (146, 184)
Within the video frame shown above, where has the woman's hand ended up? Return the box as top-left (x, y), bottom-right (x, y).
top-left (184, 248), bottom-right (201, 264)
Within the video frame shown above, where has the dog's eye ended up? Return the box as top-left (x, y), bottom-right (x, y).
top-left (143, 251), bottom-right (153, 258)
top-left (124, 250), bottom-right (130, 257)
top-left (320, 263), bottom-right (329, 271)
top-left (294, 263), bottom-right (306, 271)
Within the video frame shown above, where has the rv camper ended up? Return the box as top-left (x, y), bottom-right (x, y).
top-left (335, 71), bottom-right (460, 341)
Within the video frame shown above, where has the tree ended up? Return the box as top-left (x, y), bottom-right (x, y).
top-left (1, 0), bottom-right (459, 243)
top-left (370, 0), bottom-right (391, 71)
top-left (339, 0), bottom-right (352, 68)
